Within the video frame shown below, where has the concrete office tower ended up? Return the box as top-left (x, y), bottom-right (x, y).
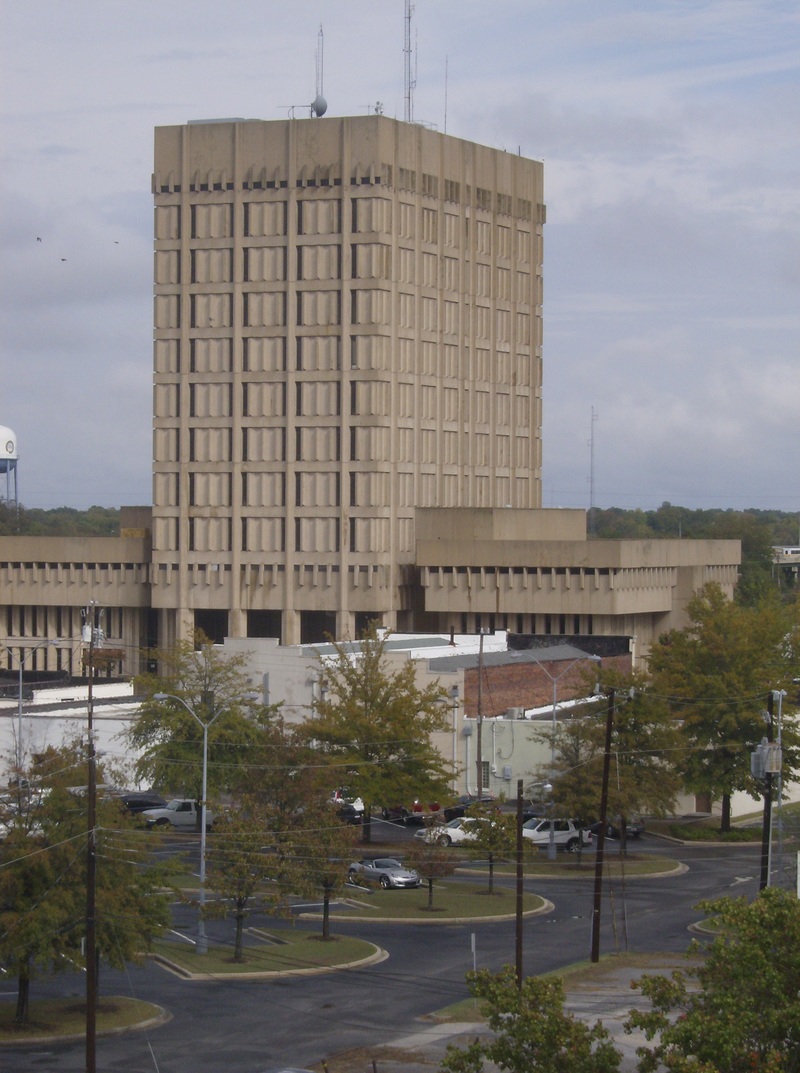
top-left (152, 115), bottom-right (544, 646)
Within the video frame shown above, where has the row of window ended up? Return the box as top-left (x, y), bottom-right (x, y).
top-left (155, 171), bottom-right (539, 222)
top-left (155, 336), bottom-right (535, 383)
top-left (155, 294), bottom-right (534, 341)
top-left (154, 200), bottom-right (538, 255)
top-left (156, 248), bottom-right (538, 301)
top-left (163, 380), bottom-right (529, 420)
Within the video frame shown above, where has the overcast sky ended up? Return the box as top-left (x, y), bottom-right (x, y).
top-left (1, 0), bottom-right (797, 513)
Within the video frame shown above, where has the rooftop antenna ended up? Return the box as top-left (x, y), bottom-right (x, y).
top-left (404, 0), bottom-right (415, 122)
top-left (588, 406), bottom-right (598, 535)
top-left (444, 54), bottom-right (448, 133)
top-left (311, 24), bottom-right (327, 117)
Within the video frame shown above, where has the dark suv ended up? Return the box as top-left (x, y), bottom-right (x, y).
top-left (113, 791), bottom-right (167, 816)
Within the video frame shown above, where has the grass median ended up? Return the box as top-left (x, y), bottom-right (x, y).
top-left (0, 997), bottom-right (162, 1041)
top-left (152, 930), bottom-right (376, 975)
top-left (322, 882), bottom-right (546, 921)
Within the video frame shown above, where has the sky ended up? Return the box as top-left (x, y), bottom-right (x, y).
top-left (0, 0), bottom-right (798, 513)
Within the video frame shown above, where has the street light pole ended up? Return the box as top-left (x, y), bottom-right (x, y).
top-left (153, 690), bottom-right (259, 955)
top-left (5, 638), bottom-right (58, 773)
top-left (450, 684), bottom-right (459, 794)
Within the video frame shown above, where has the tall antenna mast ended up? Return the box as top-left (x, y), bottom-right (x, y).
top-left (444, 54), bottom-right (448, 133)
top-left (311, 25), bottom-right (327, 117)
top-left (588, 406), bottom-right (598, 535)
top-left (316, 24), bottom-right (324, 100)
top-left (404, 0), bottom-right (415, 122)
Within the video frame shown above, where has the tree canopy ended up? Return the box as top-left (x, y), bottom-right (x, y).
top-left (298, 626), bottom-right (453, 842)
top-left (440, 966), bottom-right (622, 1073)
top-left (0, 745), bottom-right (173, 1023)
top-left (537, 671), bottom-right (680, 847)
top-left (130, 635), bottom-right (273, 799)
top-left (627, 887), bottom-right (800, 1073)
top-left (647, 585), bottom-right (800, 830)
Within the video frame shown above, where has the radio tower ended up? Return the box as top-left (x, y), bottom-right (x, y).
top-left (404, 0), bottom-right (415, 122)
top-left (588, 407), bottom-right (598, 535)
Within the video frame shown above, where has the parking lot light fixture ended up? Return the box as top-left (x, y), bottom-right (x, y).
top-left (5, 638), bottom-right (59, 772)
top-left (152, 690), bottom-right (259, 954)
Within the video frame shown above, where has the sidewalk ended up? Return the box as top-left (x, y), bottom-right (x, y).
top-left (319, 959), bottom-right (687, 1072)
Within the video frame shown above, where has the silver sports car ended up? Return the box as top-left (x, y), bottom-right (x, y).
top-left (348, 857), bottom-right (421, 889)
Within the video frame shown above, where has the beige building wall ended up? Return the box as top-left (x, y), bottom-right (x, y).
top-left (151, 115), bottom-right (545, 645)
top-left (415, 508), bottom-right (740, 665)
top-left (0, 532), bottom-right (152, 678)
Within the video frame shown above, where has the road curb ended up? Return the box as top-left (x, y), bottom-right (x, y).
top-left (299, 897), bottom-right (555, 925)
top-left (0, 1002), bottom-right (171, 1047)
top-left (150, 941), bottom-right (388, 980)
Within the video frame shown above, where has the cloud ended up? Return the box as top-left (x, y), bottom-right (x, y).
top-left (0, 0), bottom-right (797, 511)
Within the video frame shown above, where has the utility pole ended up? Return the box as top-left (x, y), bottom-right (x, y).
top-left (759, 691), bottom-right (767, 892)
top-left (476, 630), bottom-right (485, 798)
top-left (83, 601), bottom-right (100, 1073)
top-left (515, 778), bottom-right (524, 988)
top-left (590, 687), bottom-right (615, 963)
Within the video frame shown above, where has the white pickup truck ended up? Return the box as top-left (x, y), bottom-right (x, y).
top-left (141, 798), bottom-right (214, 831)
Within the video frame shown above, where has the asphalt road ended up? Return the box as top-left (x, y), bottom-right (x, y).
top-left (0, 837), bottom-right (766, 1073)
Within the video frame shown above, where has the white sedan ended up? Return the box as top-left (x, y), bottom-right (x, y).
top-left (414, 816), bottom-right (485, 847)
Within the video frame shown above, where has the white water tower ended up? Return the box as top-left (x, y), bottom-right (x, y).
top-left (0, 425), bottom-right (18, 509)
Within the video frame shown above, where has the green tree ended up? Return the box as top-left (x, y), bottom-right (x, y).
top-left (0, 823), bottom-right (72, 1023)
top-left (0, 746), bottom-right (173, 1023)
top-left (707, 512), bottom-right (776, 607)
top-left (285, 801), bottom-right (359, 940)
top-left (538, 673), bottom-right (680, 853)
top-left (130, 635), bottom-right (273, 803)
top-left (405, 836), bottom-right (457, 911)
top-left (461, 803), bottom-right (517, 894)
top-left (440, 965), bottom-right (622, 1073)
top-left (204, 801), bottom-right (275, 961)
top-left (627, 888), bottom-right (800, 1073)
top-left (647, 585), bottom-right (800, 831)
top-left (299, 626), bottom-right (453, 843)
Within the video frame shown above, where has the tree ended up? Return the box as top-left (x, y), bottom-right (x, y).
top-left (284, 801), bottom-right (359, 940)
top-left (130, 634), bottom-right (274, 803)
top-left (647, 585), bottom-right (800, 831)
top-left (707, 512), bottom-right (776, 607)
top-left (299, 626), bottom-right (453, 843)
top-left (461, 803), bottom-right (517, 894)
top-left (627, 888), bottom-right (800, 1073)
top-left (537, 672), bottom-right (681, 854)
top-left (204, 801), bottom-right (276, 961)
top-left (404, 836), bottom-right (457, 911)
top-left (440, 965), bottom-right (622, 1073)
top-left (0, 745), bottom-right (174, 1023)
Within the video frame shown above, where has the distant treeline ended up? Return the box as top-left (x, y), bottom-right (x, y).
top-left (1, 500), bottom-right (797, 546)
top-left (589, 503), bottom-right (798, 546)
top-left (0, 503), bottom-right (120, 537)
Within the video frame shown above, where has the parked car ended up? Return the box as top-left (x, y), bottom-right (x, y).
top-left (521, 817), bottom-right (592, 853)
top-left (111, 790), bottom-right (168, 816)
top-left (348, 857), bottom-right (421, 889)
top-left (588, 815), bottom-right (645, 840)
top-left (414, 815), bottom-right (488, 847)
top-left (141, 798), bottom-right (214, 831)
top-left (336, 803), bottom-right (364, 826)
top-left (442, 794), bottom-right (496, 821)
top-left (330, 789), bottom-right (364, 814)
top-left (522, 800), bottom-right (549, 822)
top-left (381, 801), bottom-right (441, 826)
